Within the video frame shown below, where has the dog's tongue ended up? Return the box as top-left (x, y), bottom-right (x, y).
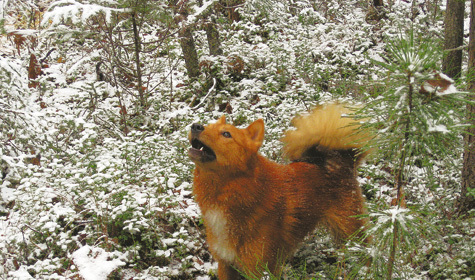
top-left (188, 147), bottom-right (203, 159)
top-left (188, 146), bottom-right (216, 162)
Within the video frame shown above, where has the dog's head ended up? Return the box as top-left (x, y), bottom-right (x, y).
top-left (189, 116), bottom-right (264, 173)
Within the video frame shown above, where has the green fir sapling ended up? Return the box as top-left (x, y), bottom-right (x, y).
top-left (345, 30), bottom-right (472, 279)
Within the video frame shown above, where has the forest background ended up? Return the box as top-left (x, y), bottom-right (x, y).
top-left (0, 0), bottom-right (474, 279)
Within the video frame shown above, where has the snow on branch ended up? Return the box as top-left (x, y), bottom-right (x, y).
top-left (183, 0), bottom-right (219, 26)
top-left (0, 56), bottom-right (24, 85)
top-left (41, 0), bottom-right (130, 27)
top-left (420, 72), bottom-right (457, 97)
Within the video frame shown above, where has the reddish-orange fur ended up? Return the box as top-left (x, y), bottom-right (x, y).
top-left (189, 104), bottom-right (369, 279)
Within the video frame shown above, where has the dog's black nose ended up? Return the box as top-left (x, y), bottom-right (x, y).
top-left (191, 123), bottom-right (204, 133)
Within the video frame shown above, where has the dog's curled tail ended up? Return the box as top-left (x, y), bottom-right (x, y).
top-left (281, 103), bottom-right (370, 167)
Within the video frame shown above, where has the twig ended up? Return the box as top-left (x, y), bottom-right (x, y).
top-left (190, 78), bottom-right (216, 111)
top-left (40, 48), bottom-right (56, 64)
top-left (445, 44), bottom-right (468, 52)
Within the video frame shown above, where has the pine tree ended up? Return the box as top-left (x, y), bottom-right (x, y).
top-left (354, 30), bottom-right (471, 279)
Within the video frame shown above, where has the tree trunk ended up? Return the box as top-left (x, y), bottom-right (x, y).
top-left (457, 0), bottom-right (475, 216)
top-left (179, 26), bottom-right (200, 79)
top-left (442, 0), bottom-right (465, 79)
top-left (205, 20), bottom-right (223, 56)
top-left (170, 0), bottom-right (200, 79)
top-left (131, 12), bottom-right (146, 108)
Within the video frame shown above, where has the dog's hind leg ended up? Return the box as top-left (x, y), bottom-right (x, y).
top-left (323, 199), bottom-right (369, 244)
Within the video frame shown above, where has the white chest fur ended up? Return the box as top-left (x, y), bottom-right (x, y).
top-left (203, 208), bottom-right (237, 263)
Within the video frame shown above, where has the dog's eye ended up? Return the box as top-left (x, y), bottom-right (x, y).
top-left (222, 131), bottom-right (232, 138)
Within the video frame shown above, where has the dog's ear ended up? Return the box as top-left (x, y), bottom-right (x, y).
top-left (246, 119), bottom-right (265, 151)
top-left (217, 115), bottom-right (226, 124)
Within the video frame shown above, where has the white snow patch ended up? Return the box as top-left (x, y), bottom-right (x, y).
top-left (42, 1), bottom-right (130, 27)
top-left (185, 0), bottom-right (219, 25)
top-left (438, 72), bottom-right (454, 83)
top-left (436, 84), bottom-right (458, 96)
top-left (72, 245), bottom-right (126, 280)
top-left (387, 207), bottom-right (410, 223)
top-left (428, 124), bottom-right (449, 134)
top-left (8, 266), bottom-right (34, 279)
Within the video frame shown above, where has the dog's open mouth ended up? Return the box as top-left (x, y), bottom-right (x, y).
top-left (189, 138), bottom-right (217, 162)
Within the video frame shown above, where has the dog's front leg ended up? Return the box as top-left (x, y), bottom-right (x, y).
top-left (217, 261), bottom-right (240, 280)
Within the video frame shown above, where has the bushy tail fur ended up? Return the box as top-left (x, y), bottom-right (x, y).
top-left (281, 103), bottom-right (370, 167)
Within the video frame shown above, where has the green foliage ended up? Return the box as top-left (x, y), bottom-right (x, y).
top-left (43, 0), bottom-right (177, 113)
top-left (467, 187), bottom-right (475, 201)
top-left (339, 207), bottom-right (435, 279)
top-left (352, 29), bottom-right (473, 279)
top-left (359, 29), bottom-right (469, 181)
top-left (0, 56), bottom-right (47, 174)
top-left (0, 19), bottom-right (6, 34)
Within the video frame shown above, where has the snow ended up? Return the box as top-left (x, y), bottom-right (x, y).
top-left (438, 72), bottom-right (455, 84)
top-left (436, 83), bottom-right (458, 96)
top-left (185, 0), bottom-right (219, 26)
top-left (8, 266), bottom-right (34, 280)
top-left (6, 29), bottom-right (37, 36)
top-left (71, 245), bottom-right (125, 280)
top-left (0, 0), bottom-right (6, 21)
top-left (388, 207), bottom-right (412, 224)
top-left (428, 124), bottom-right (449, 134)
top-left (41, 0), bottom-right (130, 27)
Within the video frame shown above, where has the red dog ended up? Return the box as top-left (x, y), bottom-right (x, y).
top-left (189, 104), bottom-right (369, 279)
